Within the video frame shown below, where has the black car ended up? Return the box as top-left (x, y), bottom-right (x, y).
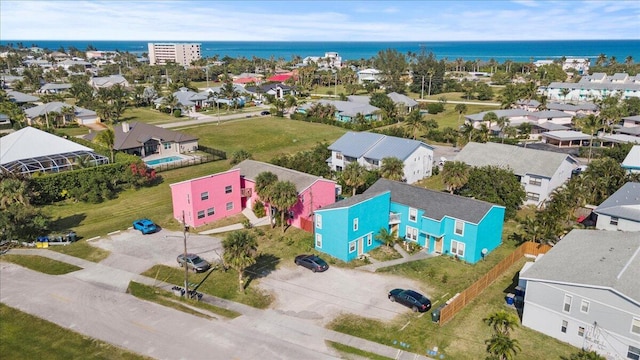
top-left (388, 288), bottom-right (432, 312)
top-left (260, 110), bottom-right (270, 116)
top-left (294, 254), bottom-right (329, 272)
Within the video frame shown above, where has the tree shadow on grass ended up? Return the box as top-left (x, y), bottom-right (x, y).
top-left (243, 253), bottom-right (280, 290)
top-left (49, 213), bottom-right (87, 236)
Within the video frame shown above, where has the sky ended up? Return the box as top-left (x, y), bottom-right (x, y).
top-left (1, 0), bottom-right (639, 41)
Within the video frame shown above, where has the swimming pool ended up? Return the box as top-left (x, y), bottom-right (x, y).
top-left (145, 156), bottom-right (183, 166)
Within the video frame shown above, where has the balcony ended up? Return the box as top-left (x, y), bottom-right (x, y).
top-left (389, 213), bottom-right (401, 224)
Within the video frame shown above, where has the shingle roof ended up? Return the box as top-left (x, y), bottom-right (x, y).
top-left (364, 135), bottom-right (432, 161)
top-left (520, 229), bottom-right (640, 303)
top-left (7, 90), bottom-right (39, 103)
top-left (39, 83), bottom-right (72, 91)
top-left (90, 75), bottom-right (129, 88)
top-left (328, 131), bottom-right (385, 158)
top-left (594, 182), bottom-right (640, 221)
top-left (84, 122), bottom-right (197, 151)
top-left (316, 191), bottom-right (387, 211)
top-left (622, 146), bottom-right (640, 170)
top-left (540, 130), bottom-right (590, 141)
top-left (0, 126), bottom-right (93, 164)
top-left (364, 178), bottom-right (498, 223)
top-left (454, 142), bottom-right (576, 178)
top-left (465, 109), bottom-right (530, 122)
top-left (24, 102), bottom-right (95, 119)
top-left (232, 160), bottom-right (333, 193)
top-left (387, 92), bottom-right (418, 107)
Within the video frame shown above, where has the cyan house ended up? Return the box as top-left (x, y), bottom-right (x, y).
top-left (315, 179), bottom-right (505, 264)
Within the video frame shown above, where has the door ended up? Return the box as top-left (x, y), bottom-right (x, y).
top-left (358, 238), bottom-right (364, 256)
top-left (435, 237), bottom-right (443, 254)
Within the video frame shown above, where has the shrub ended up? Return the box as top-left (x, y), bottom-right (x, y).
top-left (252, 200), bottom-right (266, 218)
top-left (172, 109), bottom-right (182, 117)
top-left (427, 103), bottom-right (445, 114)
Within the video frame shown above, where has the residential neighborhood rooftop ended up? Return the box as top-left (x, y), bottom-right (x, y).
top-left (520, 229), bottom-right (640, 303)
top-left (232, 159), bottom-right (333, 193)
top-left (594, 182), bottom-right (640, 221)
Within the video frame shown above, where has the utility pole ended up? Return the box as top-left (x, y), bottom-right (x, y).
top-left (182, 211), bottom-right (189, 297)
top-left (334, 71), bottom-right (337, 99)
top-left (428, 72), bottom-right (433, 97)
top-left (421, 75), bottom-right (425, 99)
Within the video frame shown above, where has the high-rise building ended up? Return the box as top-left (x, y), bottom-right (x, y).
top-left (147, 43), bottom-right (201, 66)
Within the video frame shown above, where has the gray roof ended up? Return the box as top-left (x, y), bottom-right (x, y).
top-left (317, 191), bottom-right (386, 211)
top-left (546, 102), bottom-right (598, 112)
top-left (622, 146), bottom-right (640, 170)
top-left (232, 160), bottom-right (333, 193)
top-left (454, 142), bottom-right (576, 178)
top-left (516, 99), bottom-right (541, 107)
top-left (387, 92), bottom-right (418, 107)
top-left (466, 109), bottom-right (529, 122)
top-left (599, 134), bottom-right (640, 144)
top-left (328, 131), bottom-right (432, 161)
top-left (24, 102), bottom-right (95, 119)
top-left (89, 75), bottom-right (129, 88)
top-left (364, 178), bottom-right (499, 223)
top-left (1, 126), bottom-right (93, 164)
top-left (520, 229), bottom-right (640, 303)
top-left (530, 110), bottom-right (572, 119)
top-left (548, 80), bottom-right (640, 92)
top-left (346, 95), bottom-right (371, 103)
top-left (536, 122), bottom-right (570, 131)
top-left (594, 182), bottom-right (640, 221)
top-left (39, 83), bottom-right (72, 91)
top-left (328, 131), bottom-right (385, 158)
top-left (84, 122), bottom-right (197, 151)
top-left (623, 115), bottom-right (640, 123)
top-left (7, 90), bottom-right (39, 103)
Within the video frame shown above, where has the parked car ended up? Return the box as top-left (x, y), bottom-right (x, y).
top-left (294, 254), bottom-right (329, 273)
top-left (388, 288), bottom-right (432, 312)
top-left (260, 110), bottom-right (270, 116)
top-left (176, 253), bottom-right (211, 273)
top-left (132, 218), bottom-right (158, 234)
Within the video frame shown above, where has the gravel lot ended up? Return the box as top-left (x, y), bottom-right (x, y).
top-left (91, 228), bottom-right (432, 324)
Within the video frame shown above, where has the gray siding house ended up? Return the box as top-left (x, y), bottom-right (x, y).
top-left (520, 230), bottom-right (640, 359)
top-left (594, 182), bottom-right (640, 231)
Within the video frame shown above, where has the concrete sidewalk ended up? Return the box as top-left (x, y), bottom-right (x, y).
top-left (358, 243), bottom-right (436, 272)
top-left (199, 208), bottom-right (270, 235)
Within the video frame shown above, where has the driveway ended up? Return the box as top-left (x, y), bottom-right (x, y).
top-left (257, 265), bottom-right (431, 325)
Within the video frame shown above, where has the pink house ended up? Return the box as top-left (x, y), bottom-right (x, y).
top-left (170, 160), bottom-right (337, 230)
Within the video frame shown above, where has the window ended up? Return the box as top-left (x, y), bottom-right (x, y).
top-left (349, 241), bottom-right (356, 253)
top-left (455, 220), bottom-right (464, 236)
top-left (315, 214), bottom-right (322, 229)
top-left (406, 226), bottom-right (418, 241)
top-left (409, 208), bottom-right (417, 222)
top-left (632, 318), bottom-right (640, 335)
top-left (207, 207), bottom-right (215, 216)
top-left (610, 217), bottom-right (619, 226)
top-left (197, 210), bottom-right (205, 219)
top-left (226, 202), bottom-right (233, 211)
top-left (315, 234), bottom-right (322, 248)
top-left (526, 192), bottom-right (540, 201)
top-left (353, 218), bottom-right (358, 231)
top-left (336, 165), bottom-right (343, 172)
top-left (451, 240), bottom-right (465, 257)
top-left (561, 320), bottom-right (568, 333)
top-left (367, 233), bottom-right (372, 246)
top-left (225, 185), bottom-right (233, 194)
top-left (200, 192), bottom-right (209, 200)
top-left (563, 294), bottom-right (572, 313)
top-left (580, 300), bottom-right (590, 313)
top-left (529, 177), bottom-right (542, 186)
top-left (336, 152), bottom-right (343, 160)
top-left (163, 142), bottom-right (171, 150)
top-left (578, 326), bottom-right (585, 337)
top-left (628, 345), bottom-right (640, 360)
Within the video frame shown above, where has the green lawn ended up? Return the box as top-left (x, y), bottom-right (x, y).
top-left (0, 303), bottom-right (150, 360)
top-left (1, 255), bottom-right (82, 274)
top-left (119, 107), bottom-right (182, 125)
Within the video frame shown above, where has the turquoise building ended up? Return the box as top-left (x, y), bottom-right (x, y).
top-left (314, 179), bottom-right (505, 264)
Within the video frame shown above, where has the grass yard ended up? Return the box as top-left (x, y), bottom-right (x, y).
top-left (327, 341), bottom-right (392, 360)
top-left (1, 255), bottom-right (82, 274)
top-left (174, 117), bottom-right (347, 161)
top-left (0, 303), bottom-right (149, 360)
top-left (119, 107), bottom-right (182, 125)
top-left (426, 102), bottom-right (500, 129)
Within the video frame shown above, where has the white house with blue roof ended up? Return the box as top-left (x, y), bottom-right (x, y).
top-left (328, 131), bottom-right (434, 184)
top-left (313, 178), bottom-right (505, 263)
top-left (623, 146), bottom-right (640, 174)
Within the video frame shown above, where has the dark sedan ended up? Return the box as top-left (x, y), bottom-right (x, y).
top-left (388, 288), bottom-right (432, 312)
top-left (294, 254), bottom-right (329, 273)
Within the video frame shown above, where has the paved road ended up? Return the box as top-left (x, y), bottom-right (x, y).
top-left (158, 110), bottom-right (267, 129)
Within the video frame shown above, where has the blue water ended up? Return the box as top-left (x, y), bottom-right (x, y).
top-left (2, 40), bottom-right (638, 63)
top-left (145, 156), bottom-right (182, 166)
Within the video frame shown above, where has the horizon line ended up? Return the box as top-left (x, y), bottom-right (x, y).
top-left (2, 39), bottom-right (639, 42)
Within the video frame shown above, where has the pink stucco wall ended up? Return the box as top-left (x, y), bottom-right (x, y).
top-left (170, 169), bottom-right (242, 227)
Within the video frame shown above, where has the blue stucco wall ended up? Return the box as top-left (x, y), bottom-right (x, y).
top-left (474, 205), bottom-right (506, 262)
top-left (314, 192), bottom-right (390, 262)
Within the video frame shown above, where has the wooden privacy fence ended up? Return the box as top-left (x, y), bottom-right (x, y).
top-left (439, 241), bottom-right (552, 326)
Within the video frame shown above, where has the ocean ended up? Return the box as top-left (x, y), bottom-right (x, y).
top-left (2, 40), bottom-right (638, 63)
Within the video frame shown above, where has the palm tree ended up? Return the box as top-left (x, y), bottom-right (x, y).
top-left (625, 55), bottom-right (634, 66)
top-left (560, 88), bottom-right (571, 103)
top-left (454, 103), bottom-right (467, 129)
top-left (222, 230), bottom-right (258, 293)
top-left (459, 123), bottom-right (475, 145)
top-left (94, 128), bottom-right (116, 163)
top-left (596, 53), bottom-right (607, 66)
top-left (60, 105), bottom-right (76, 126)
top-left (341, 162), bottom-right (366, 196)
top-left (441, 161), bottom-right (470, 194)
top-left (161, 93), bottom-right (179, 113)
top-left (518, 216), bottom-right (544, 244)
top-left (270, 181), bottom-right (299, 233)
top-left (0, 176), bottom-right (30, 209)
top-left (482, 111), bottom-right (498, 129)
top-left (485, 333), bottom-right (521, 360)
top-left (483, 310), bottom-right (519, 336)
top-left (404, 109), bottom-right (426, 139)
top-left (380, 157), bottom-right (404, 181)
top-left (577, 114), bottom-right (600, 162)
top-left (375, 228), bottom-right (397, 248)
top-left (496, 116), bottom-right (510, 143)
top-left (254, 172), bottom-right (278, 228)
